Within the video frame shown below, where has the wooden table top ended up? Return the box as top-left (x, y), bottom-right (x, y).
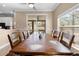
top-left (11, 32), bottom-right (72, 55)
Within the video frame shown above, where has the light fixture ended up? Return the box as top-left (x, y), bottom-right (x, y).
top-left (28, 3), bottom-right (34, 8)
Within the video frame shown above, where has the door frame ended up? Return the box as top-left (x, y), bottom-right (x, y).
top-left (26, 13), bottom-right (48, 33)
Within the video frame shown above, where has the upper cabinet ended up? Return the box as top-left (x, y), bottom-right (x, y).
top-left (0, 13), bottom-right (14, 29)
top-left (0, 17), bottom-right (13, 29)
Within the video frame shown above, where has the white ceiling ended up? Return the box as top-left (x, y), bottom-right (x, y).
top-left (0, 3), bottom-right (59, 13)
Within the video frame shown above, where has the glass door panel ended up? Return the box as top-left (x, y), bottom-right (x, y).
top-left (28, 15), bottom-right (46, 33)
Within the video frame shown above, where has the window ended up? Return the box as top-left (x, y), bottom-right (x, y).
top-left (59, 12), bottom-right (74, 34)
top-left (58, 6), bottom-right (79, 44)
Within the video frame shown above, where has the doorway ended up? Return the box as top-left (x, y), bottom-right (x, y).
top-left (27, 15), bottom-right (46, 34)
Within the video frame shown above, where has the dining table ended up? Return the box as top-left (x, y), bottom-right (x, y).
top-left (10, 32), bottom-right (73, 56)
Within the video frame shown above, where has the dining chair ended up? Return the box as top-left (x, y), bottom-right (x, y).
top-left (22, 31), bottom-right (29, 40)
top-left (7, 32), bottom-right (22, 56)
top-left (49, 31), bottom-right (75, 56)
top-left (27, 31), bottom-right (31, 38)
top-left (60, 32), bottom-right (75, 49)
top-left (58, 32), bottom-right (63, 41)
top-left (22, 32), bottom-right (26, 40)
top-left (8, 32), bottom-right (22, 49)
top-left (52, 31), bottom-right (63, 41)
top-left (53, 31), bottom-right (61, 38)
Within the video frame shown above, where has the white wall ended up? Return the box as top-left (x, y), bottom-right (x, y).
top-left (46, 13), bottom-right (53, 34)
top-left (14, 12), bottom-right (27, 31)
top-left (15, 12), bottom-right (53, 34)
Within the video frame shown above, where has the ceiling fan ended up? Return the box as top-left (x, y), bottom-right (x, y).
top-left (20, 3), bottom-right (37, 10)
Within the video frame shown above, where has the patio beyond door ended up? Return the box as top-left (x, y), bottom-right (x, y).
top-left (28, 15), bottom-right (46, 33)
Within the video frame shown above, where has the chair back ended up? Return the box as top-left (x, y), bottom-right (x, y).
top-left (58, 32), bottom-right (63, 41)
top-left (53, 31), bottom-right (63, 41)
top-left (60, 32), bottom-right (75, 49)
top-left (22, 31), bottom-right (28, 40)
top-left (8, 32), bottom-right (22, 49)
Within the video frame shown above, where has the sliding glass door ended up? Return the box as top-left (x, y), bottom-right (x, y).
top-left (28, 15), bottom-right (46, 34)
